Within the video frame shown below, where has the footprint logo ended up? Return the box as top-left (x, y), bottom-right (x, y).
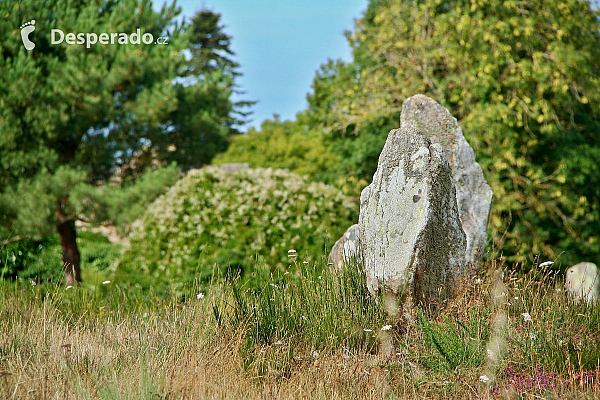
top-left (20, 20), bottom-right (36, 51)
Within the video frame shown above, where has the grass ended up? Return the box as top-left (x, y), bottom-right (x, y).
top-left (1, 258), bottom-right (600, 399)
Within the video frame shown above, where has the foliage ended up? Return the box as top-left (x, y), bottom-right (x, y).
top-left (77, 164), bottom-right (181, 235)
top-left (214, 115), bottom-right (344, 184)
top-left (0, 235), bottom-right (62, 282)
top-left (115, 166), bottom-right (357, 293)
top-left (0, 0), bottom-right (249, 282)
top-left (1, 231), bottom-right (121, 283)
top-left (305, 0), bottom-right (600, 265)
top-left (416, 308), bottom-right (489, 371)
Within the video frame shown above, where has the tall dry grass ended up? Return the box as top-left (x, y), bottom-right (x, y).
top-left (1, 259), bottom-right (599, 399)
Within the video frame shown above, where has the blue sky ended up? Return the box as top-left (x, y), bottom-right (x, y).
top-left (166, 0), bottom-right (368, 130)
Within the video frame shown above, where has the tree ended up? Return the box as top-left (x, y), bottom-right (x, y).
top-left (306, 0), bottom-right (600, 265)
top-left (138, 9), bottom-right (255, 172)
top-left (214, 114), bottom-right (344, 184)
top-left (0, 0), bottom-right (187, 284)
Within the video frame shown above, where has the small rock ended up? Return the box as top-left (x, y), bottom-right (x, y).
top-left (565, 262), bottom-right (599, 303)
top-left (328, 224), bottom-right (361, 272)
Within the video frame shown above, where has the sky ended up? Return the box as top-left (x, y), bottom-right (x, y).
top-left (165, 0), bottom-right (368, 130)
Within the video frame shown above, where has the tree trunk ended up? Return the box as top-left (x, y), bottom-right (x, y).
top-left (56, 214), bottom-right (81, 285)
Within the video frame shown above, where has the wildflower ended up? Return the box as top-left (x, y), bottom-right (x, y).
top-left (381, 325), bottom-right (392, 331)
top-left (480, 375), bottom-right (491, 383)
top-left (197, 293), bottom-right (205, 299)
top-left (302, 261), bottom-right (309, 265)
top-left (288, 249), bottom-right (297, 258)
top-left (274, 340), bottom-right (283, 345)
top-left (539, 261), bottom-right (554, 268)
top-left (102, 280), bottom-right (111, 285)
top-left (529, 333), bottom-right (537, 340)
top-left (30, 281), bottom-right (36, 286)
top-left (313, 351), bottom-right (319, 357)
top-left (363, 328), bottom-right (373, 332)
top-left (475, 278), bottom-right (483, 284)
top-left (522, 312), bottom-right (532, 322)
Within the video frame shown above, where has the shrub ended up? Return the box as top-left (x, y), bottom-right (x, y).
top-left (213, 116), bottom-right (343, 185)
top-left (116, 166), bottom-right (357, 293)
top-left (0, 231), bottom-right (121, 283)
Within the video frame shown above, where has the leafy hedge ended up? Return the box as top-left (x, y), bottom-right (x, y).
top-left (115, 166), bottom-right (357, 292)
top-left (1, 231), bottom-right (120, 283)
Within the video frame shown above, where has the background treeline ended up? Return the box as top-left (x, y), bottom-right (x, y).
top-left (1, 0), bottom-right (599, 290)
top-left (218, 0), bottom-right (600, 267)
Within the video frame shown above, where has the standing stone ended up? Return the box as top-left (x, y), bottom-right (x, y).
top-left (565, 262), bottom-right (600, 303)
top-left (401, 94), bottom-right (493, 268)
top-left (359, 126), bottom-right (467, 313)
top-left (329, 224), bottom-right (361, 273)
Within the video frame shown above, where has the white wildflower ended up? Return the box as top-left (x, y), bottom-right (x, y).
top-left (30, 281), bottom-right (36, 286)
top-left (274, 340), bottom-right (283, 345)
top-left (522, 312), bottom-right (532, 322)
top-left (381, 325), bottom-right (392, 331)
top-left (313, 351), bottom-right (319, 357)
top-left (363, 328), bottom-right (373, 332)
top-left (480, 375), bottom-right (491, 383)
top-left (102, 280), bottom-right (111, 285)
top-left (197, 293), bottom-right (205, 299)
top-left (475, 278), bottom-right (483, 284)
top-left (529, 333), bottom-right (537, 340)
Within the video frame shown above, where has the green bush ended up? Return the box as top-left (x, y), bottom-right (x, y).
top-left (213, 116), bottom-right (343, 185)
top-left (1, 231), bottom-right (121, 283)
top-left (115, 166), bottom-right (357, 293)
top-left (0, 236), bottom-right (62, 282)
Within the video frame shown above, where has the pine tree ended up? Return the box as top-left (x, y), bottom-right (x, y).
top-left (0, 0), bottom-right (185, 284)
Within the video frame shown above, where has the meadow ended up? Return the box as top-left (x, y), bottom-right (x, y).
top-left (1, 257), bottom-right (599, 399)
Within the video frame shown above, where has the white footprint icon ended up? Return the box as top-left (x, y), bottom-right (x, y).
top-left (20, 20), bottom-right (36, 51)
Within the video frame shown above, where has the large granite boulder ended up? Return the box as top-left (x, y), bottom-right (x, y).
top-left (329, 224), bottom-right (361, 273)
top-left (401, 94), bottom-right (493, 268)
top-left (565, 262), bottom-right (600, 303)
top-left (359, 126), bottom-right (467, 312)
